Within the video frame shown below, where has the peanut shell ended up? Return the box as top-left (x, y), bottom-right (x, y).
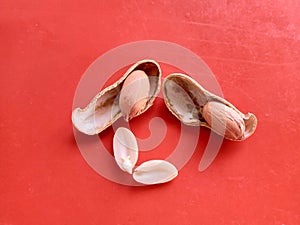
top-left (72, 59), bottom-right (161, 135)
top-left (162, 73), bottom-right (257, 141)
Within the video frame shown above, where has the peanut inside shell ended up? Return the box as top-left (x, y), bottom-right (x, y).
top-left (72, 59), bottom-right (161, 135)
top-left (162, 73), bottom-right (257, 141)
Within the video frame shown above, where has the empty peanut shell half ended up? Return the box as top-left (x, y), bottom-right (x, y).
top-left (162, 73), bottom-right (257, 141)
top-left (133, 160), bottom-right (178, 185)
top-left (113, 127), bottom-right (138, 174)
top-left (72, 59), bottom-right (161, 135)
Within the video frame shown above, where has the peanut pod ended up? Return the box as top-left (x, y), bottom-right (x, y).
top-left (162, 73), bottom-right (257, 141)
top-left (72, 59), bottom-right (161, 135)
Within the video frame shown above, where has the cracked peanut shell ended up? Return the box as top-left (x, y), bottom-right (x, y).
top-left (162, 73), bottom-right (257, 141)
top-left (72, 59), bottom-right (161, 135)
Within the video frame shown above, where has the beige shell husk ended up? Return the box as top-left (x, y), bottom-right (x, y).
top-left (162, 73), bottom-right (257, 141)
top-left (133, 160), bottom-right (178, 185)
top-left (72, 59), bottom-right (161, 135)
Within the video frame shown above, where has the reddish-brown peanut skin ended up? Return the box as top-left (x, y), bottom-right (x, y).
top-left (119, 70), bottom-right (150, 121)
top-left (203, 101), bottom-right (245, 140)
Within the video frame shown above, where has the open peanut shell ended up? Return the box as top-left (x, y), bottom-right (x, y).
top-left (162, 73), bottom-right (257, 141)
top-left (72, 59), bottom-right (161, 135)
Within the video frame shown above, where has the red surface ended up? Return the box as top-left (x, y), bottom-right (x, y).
top-left (1, 1), bottom-right (300, 224)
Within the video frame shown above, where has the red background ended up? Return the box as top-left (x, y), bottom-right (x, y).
top-left (1, 1), bottom-right (299, 224)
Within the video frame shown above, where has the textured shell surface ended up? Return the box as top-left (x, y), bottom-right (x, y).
top-left (72, 59), bottom-right (161, 135)
top-left (163, 74), bottom-right (206, 126)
